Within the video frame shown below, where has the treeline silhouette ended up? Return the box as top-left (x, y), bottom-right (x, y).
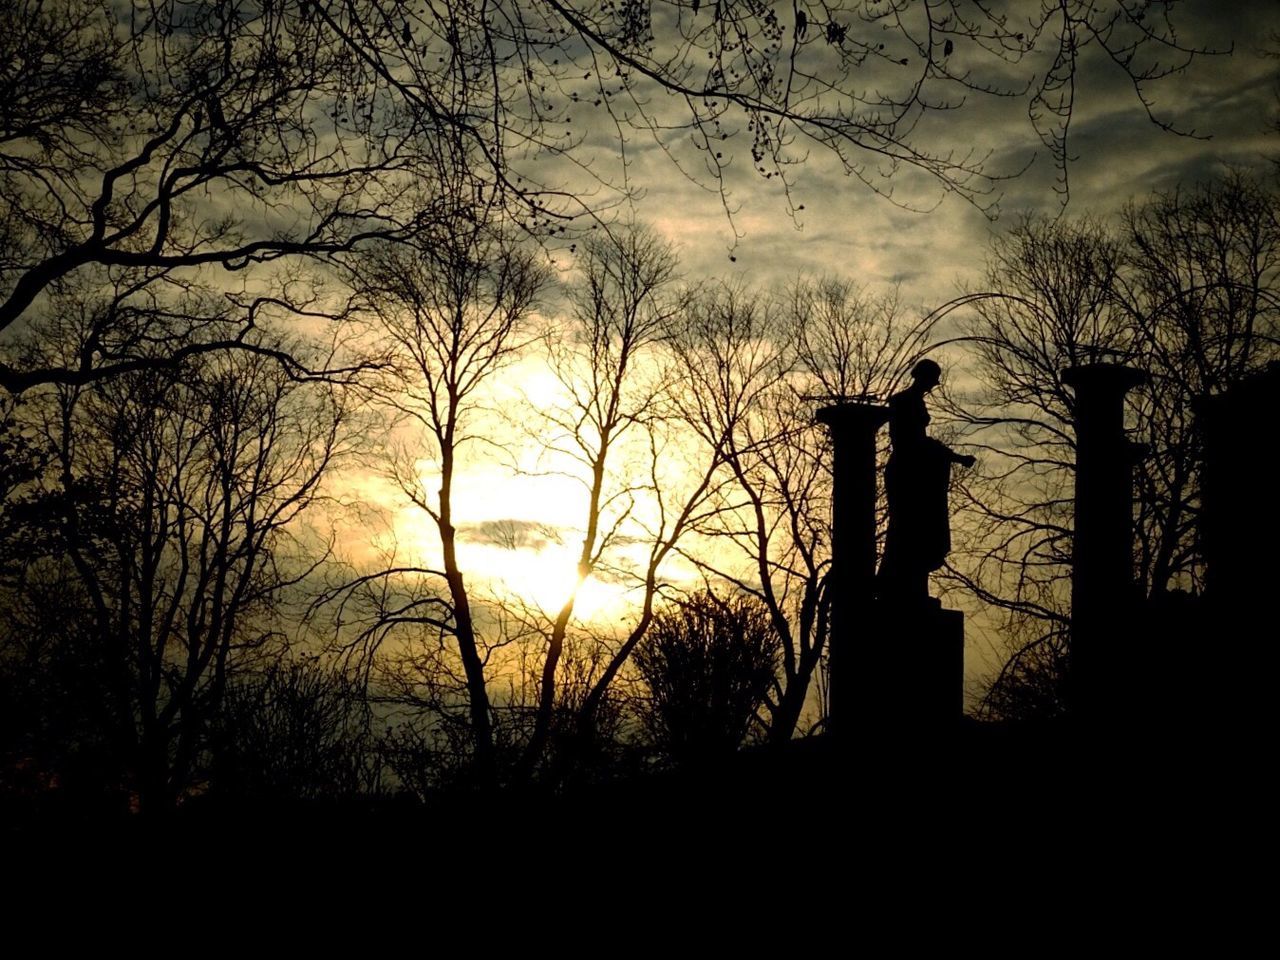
top-left (5, 171), bottom-right (1277, 823)
top-left (0, 2), bottom-right (1272, 825)
top-left (949, 172), bottom-right (1280, 722)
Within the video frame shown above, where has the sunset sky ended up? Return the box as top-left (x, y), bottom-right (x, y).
top-left (609, 1), bottom-right (1279, 309)
top-left (5, 2), bottom-right (1279, 804)
top-left (351, 0), bottom-right (1280, 697)
top-left (9, 0), bottom-right (1276, 700)
top-left (385, 10), bottom-right (1278, 530)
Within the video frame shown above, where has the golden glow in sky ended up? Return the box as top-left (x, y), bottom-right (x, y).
top-left (346, 347), bottom-right (692, 626)
top-left (387, 465), bottom-right (640, 624)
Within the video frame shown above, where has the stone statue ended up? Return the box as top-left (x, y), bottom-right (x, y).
top-left (876, 359), bottom-right (975, 604)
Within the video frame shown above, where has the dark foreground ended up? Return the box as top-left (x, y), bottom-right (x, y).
top-left (8, 720), bottom-right (1260, 863)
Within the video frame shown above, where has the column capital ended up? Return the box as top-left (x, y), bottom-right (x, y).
top-left (815, 401), bottom-right (891, 432)
top-left (1062, 363), bottom-right (1148, 394)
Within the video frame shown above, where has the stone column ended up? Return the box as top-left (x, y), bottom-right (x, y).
top-left (816, 403), bottom-right (890, 737)
top-left (1062, 363), bottom-right (1147, 719)
top-left (1200, 362), bottom-right (1280, 606)
top-left (1198, 362), bottom-right (1280, 734)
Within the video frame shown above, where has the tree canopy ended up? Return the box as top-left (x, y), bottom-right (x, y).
top-left (0, 0), bottom-right (1210, 392)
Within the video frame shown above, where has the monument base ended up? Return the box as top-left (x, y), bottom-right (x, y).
top-left (857, 601), bottom-right (965, 730)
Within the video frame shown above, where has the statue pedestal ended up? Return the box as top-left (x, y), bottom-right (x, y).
top-left (859, 601), bottom-right (965, 729)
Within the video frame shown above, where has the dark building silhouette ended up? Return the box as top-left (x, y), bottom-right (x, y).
top-left (1200, 361), bottom-right (1280, 613)
top-left (1199, 360), bottom-right (1280, 731)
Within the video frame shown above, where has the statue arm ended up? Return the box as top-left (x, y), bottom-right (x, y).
top-left (933, 438), bottom-right (975, 467)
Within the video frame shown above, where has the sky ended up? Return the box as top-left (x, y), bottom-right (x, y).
top-left (575, 0), bottom-right (1280, 318)
top-left (14, 0), bottom-right (1274, 706)
top-left (300, 2), bottom-right (1280, 705)
top-left (459, 0), bottom-right (1280, 694)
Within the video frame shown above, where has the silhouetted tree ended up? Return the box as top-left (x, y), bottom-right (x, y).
top-left (1123, 173), bottom-right (1280, 596)
top-left (0, 0), bottom-right (443, 393)
top-left (327, 187), bottom-right (547, 789)
top-left (494, 1), bottom-right (1206, 212)
top-left (516, 223), bottom-right (682, 775)
top-left (946, 216), bottom-right (1132, 719)
top-left (501, 238), bottom-right (759, 777)
top-left (0, 2), bottom-right (1212, 394)
top-left (26, 346), bottom-right (349, 811)
top-left (634, 590), bottom-right (781, 765)
top-left (210, 657), bottom-right (382, 802)
top-left (948, 215), bottom-right (1127, 631)
top-left (0, 399), bottom-right (49, 580)
top-left (669, 276), bottom-right (935, 739)
top-left (0, 418), bottom-right (116, 808)
top-left (949, 173), bottom-right (1280, 720)
top-left (975, 623), bottom-right (1072, 723)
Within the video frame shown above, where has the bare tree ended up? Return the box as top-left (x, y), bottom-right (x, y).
top-left (0, 1), bottom-right (1214, 395)
top-left (667, 276), bottom-right (934, 740)
top-left (0, 0), bottom-right (456, 393)
top-left (319, 220), bottom-right (731, 786)
top-left (0, 397), bottom-right (49, 580)
top-left (330, 193), bottom-right (547, 788)
top-left (792, 278), bottom-right (933, 402)
top-left (942, 215), bottom-right (1135, 719)
top-left (516, 223), bottom-right (682, 775)
top-left (948, 215), bottom-right (1130, 621)
top-left (562, 376), bottom-right (731, 769)
top-left (211, 655), bottom-right (383, 801)
top-left (22, 344), bottom-right (349, 811)
top-left (1122, 172), bottom-right (1280, 596)
top-left (528, 1), bottom-right (1208, 215)
top-left (951, 174), bottom-right (1280, 720)
top-left (664, 280), bottom-right (798, 721)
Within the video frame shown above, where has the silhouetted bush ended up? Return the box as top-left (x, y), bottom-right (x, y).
top-left (978, 628), bottom-right (1069, 723)
top-left (209, 658), bottom-right (382, 802)
top-left (634, 591), bottom-right (781, 765)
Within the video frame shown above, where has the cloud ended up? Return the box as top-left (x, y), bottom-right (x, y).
top-left (538, 0), bottom-right (1277, 322)
top-left (458, 518), bottom-right (566, 551)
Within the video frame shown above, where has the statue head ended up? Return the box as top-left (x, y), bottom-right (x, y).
top-left (910, 358), bottom-right (942, 390)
